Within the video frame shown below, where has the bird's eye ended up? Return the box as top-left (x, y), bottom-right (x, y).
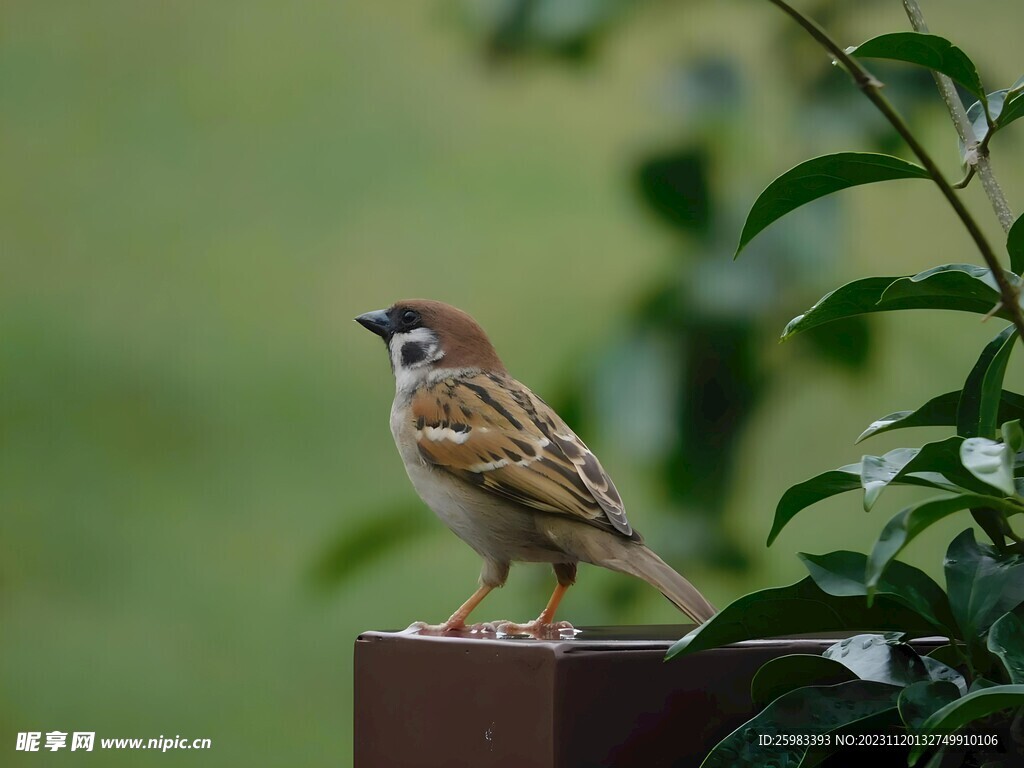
top-left (401, 309), bottom-right (419, 325)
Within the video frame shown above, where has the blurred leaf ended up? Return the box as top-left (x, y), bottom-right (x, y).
top-left (799, 551), bottom-right (955, 634)
top-left (851, 32), bottom-right (986, 100)
top-left (750, 654), bottom-right (855, 708)
top-left (736, 153), bottom-right (929, 255)
top-left (797, 315), bottom-right (873, 371)
top-left (910, 685), bottom-right (1024, 763)
top-left (866, 494), bottom-right (1023, 592)
top-left (1009, 214), bottom-right (1024, 276)
top-left (635, 147), bottom-right (710, 234)
top-left (667, 576), bottom-right (942, 660)
top-left (946, 529), bottom-right (1024, 661)
top-left (703, 681), bottom-right (900, 768)
top-left (957, 325), bottom-right (1019, 440)
top-left (898, 680), bottom-right (962, 731)
top-left (989, 611), bottom-right (1024, 684)
top-left (858, 390), bottom-right (1024, 443)
top-left (823, 633), bottom-right (929, 686)
top-left (961, 436), bottom-right (1016, 496)
top-left (310, 504), bottom-right (432, 588)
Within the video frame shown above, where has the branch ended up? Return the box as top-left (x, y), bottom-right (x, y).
top-left (901, 0), bottom-right (1015, 232)
top-left (764, 0), bottom-right (1024, 342)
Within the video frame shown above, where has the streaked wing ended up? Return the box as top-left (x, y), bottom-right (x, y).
top-left (411, 372), bottom-right (636, 539)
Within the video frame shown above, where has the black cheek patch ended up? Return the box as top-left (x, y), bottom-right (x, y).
top-left (401, 341), bottom-right (428, 367)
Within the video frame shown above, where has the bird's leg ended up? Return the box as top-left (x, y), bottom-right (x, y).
top-left (405, 585), bottom-right (494, 634)
top-left (495, 563), bottom-right (578, 638)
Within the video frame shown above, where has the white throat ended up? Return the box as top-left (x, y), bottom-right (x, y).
top-left (389, 327), bottom-right (444, 394)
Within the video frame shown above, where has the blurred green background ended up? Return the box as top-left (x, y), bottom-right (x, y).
top-left (3, 0), bottom-right (1023, 765)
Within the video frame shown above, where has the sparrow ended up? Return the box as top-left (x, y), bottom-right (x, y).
top-left (356, 299), bottom-right (715, 635)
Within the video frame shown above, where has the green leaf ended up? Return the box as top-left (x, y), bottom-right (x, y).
top-left (921, 656), bottom-right (967, 696)
top-left (737, 153), bottom-right (929, 255)
top-left (861, 437), bottom-right (975, 511)
top-left (823, 633), bottom-right (929, 686)
top-left (961, 437), bottom-right (1016, 496)
top-left (958, 324), bottom-right (1019, 439)
top-left (999, 89), bottom-right (1024, 131)
top-left (1009, 214), bottom-right (1024, 276)
top-left (783, 266), bottom-right (1015, 340)
top-left (851, 32), bottom-right (986, 100)
top-left (769, 458), bottom-right (961, 546)
top-left (703, 681), bottom-right (900, 768)
top-left (910, 685), bottom-right (1024, 763)
top-left (898, 680), bottom-right (962, 731)
top-left (946, 529), bottom-right (1024, 659)
top-left (799, 551), bottom-right (956, 634)
top-left (858, 390), bottom-right (1024, 443)
top-left (866, 494), bottom-right (1023, 591)
top-left (988, 612), bottom-right (1024, 684)
top-left (961, 81), bottom-right (1024, 160)
top-left (879, 264), bottom-right (1008, 318)
top-left (750, 654), bottom-right (856, 708)
top-left (667, 576), bottom-right (944, 660)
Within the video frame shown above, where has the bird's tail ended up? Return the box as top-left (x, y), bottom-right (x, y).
top-left (599, 542), bottom-right (716, 624)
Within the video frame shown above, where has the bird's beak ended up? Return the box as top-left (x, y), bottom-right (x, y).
top-left (355, 309), bottom-right (391, 339)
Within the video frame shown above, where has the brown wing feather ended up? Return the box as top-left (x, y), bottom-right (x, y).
top-left (411, 372), bottom-right (637, 539)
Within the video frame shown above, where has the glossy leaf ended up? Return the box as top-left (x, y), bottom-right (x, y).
top-left (921, 656), bottom-right (967, 696)
top-left (783, 266), bottom-right (1014, 340)
top-left (866, 494), bottom-right (1023, 592)
top-left (799, 551), bottom-right (955, 633)
top-left (910, 685), bottom-right (1024, 763)
top-left (769, 459), bottom-right (960, 546)
top-left (962, 80), bottom-right (1024, 160)
top-left (857, 390), bottom-right (1024, 443)
top-left (737, 153), bottom-right (929, 255)
top-left (957, 324), bottom-right (1019, 440)
top-left (703, 681), bottom-right (900, 768)
top-left (750, 654), bottom-right (855, 708)
top-left (1010, 214), bottom-right (1024, 276)
top-left (945, 529), bottom-right (1024, 656)
top-left (861, 437), bottom-right (973, 511)
top-left (960, 437), bottom-right (1016, 496)
top-left (988, 612), bottom-right (1024, 684)
top-left (898, 680), bottom-right (961, 731)
top-left (851, 32), bottom-right (986, 100)
top-left (823, 633), bottom-right (929, 686)
top-left (878, 264), bottom-right (1007, 318)
top-left (668, 576), bottom-right (943, 660)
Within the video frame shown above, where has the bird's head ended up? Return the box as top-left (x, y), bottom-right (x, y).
top-left (355, 300), bottom-right (506, 390)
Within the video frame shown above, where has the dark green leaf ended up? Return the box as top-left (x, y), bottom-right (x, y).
top-left (927, 643), bottom-right (964, 668)
top-left (703, 681), bottom-right (900, 768)
top-left (823, 633), bottom-right (929, 686)
top-left (879, 264), bottom-right (1007, 318)
top-left (737, 153), bottom-right (929, 255)
top-left (861, 437), bottom-right (975, 511)
top-left (799, 551), bottom-right (956, 633)
top-left (858, 390), bottom-right (1024, 443)
top-left (921, 656), bottom-right (967, 696)
top-left (769, 458), bottom-right (961, 547)
top-left (958, 325), bottom-right (1019, 439)
top-left (961, 437), bottom-right (1016, 496)
top-left (866, 495), bottom-right (1023, 591)
top-left (851, 32), bottom-right (986, 100)
top-left (988, 612), bottom-right (1024, 684)
top-left (899, 680), bottom-right (962, 730)
top-left (750, 654), bottom-right (855, 708)
top-left (962, 81), bottom-right (1024, 160)
top-left (1009, 214), bottom-right (1024, 276)
top-left (910, 685), bottom-right (1024, 763)
top-left (668, 576), bottom-right (944, 660)
top-left (946, 529), bottom-right (1024, 659)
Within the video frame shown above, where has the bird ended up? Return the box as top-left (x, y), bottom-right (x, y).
top-left (355, 299), bottom-right (715, 635)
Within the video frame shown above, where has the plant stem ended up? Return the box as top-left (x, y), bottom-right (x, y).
top-left (764, 0), bottom-right (1024, 343)
top-left (901, 0), bottom-right (1016, 232)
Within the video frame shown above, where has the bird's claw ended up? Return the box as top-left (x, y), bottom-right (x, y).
top-left (493, 619), bottom-right (578, 640)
